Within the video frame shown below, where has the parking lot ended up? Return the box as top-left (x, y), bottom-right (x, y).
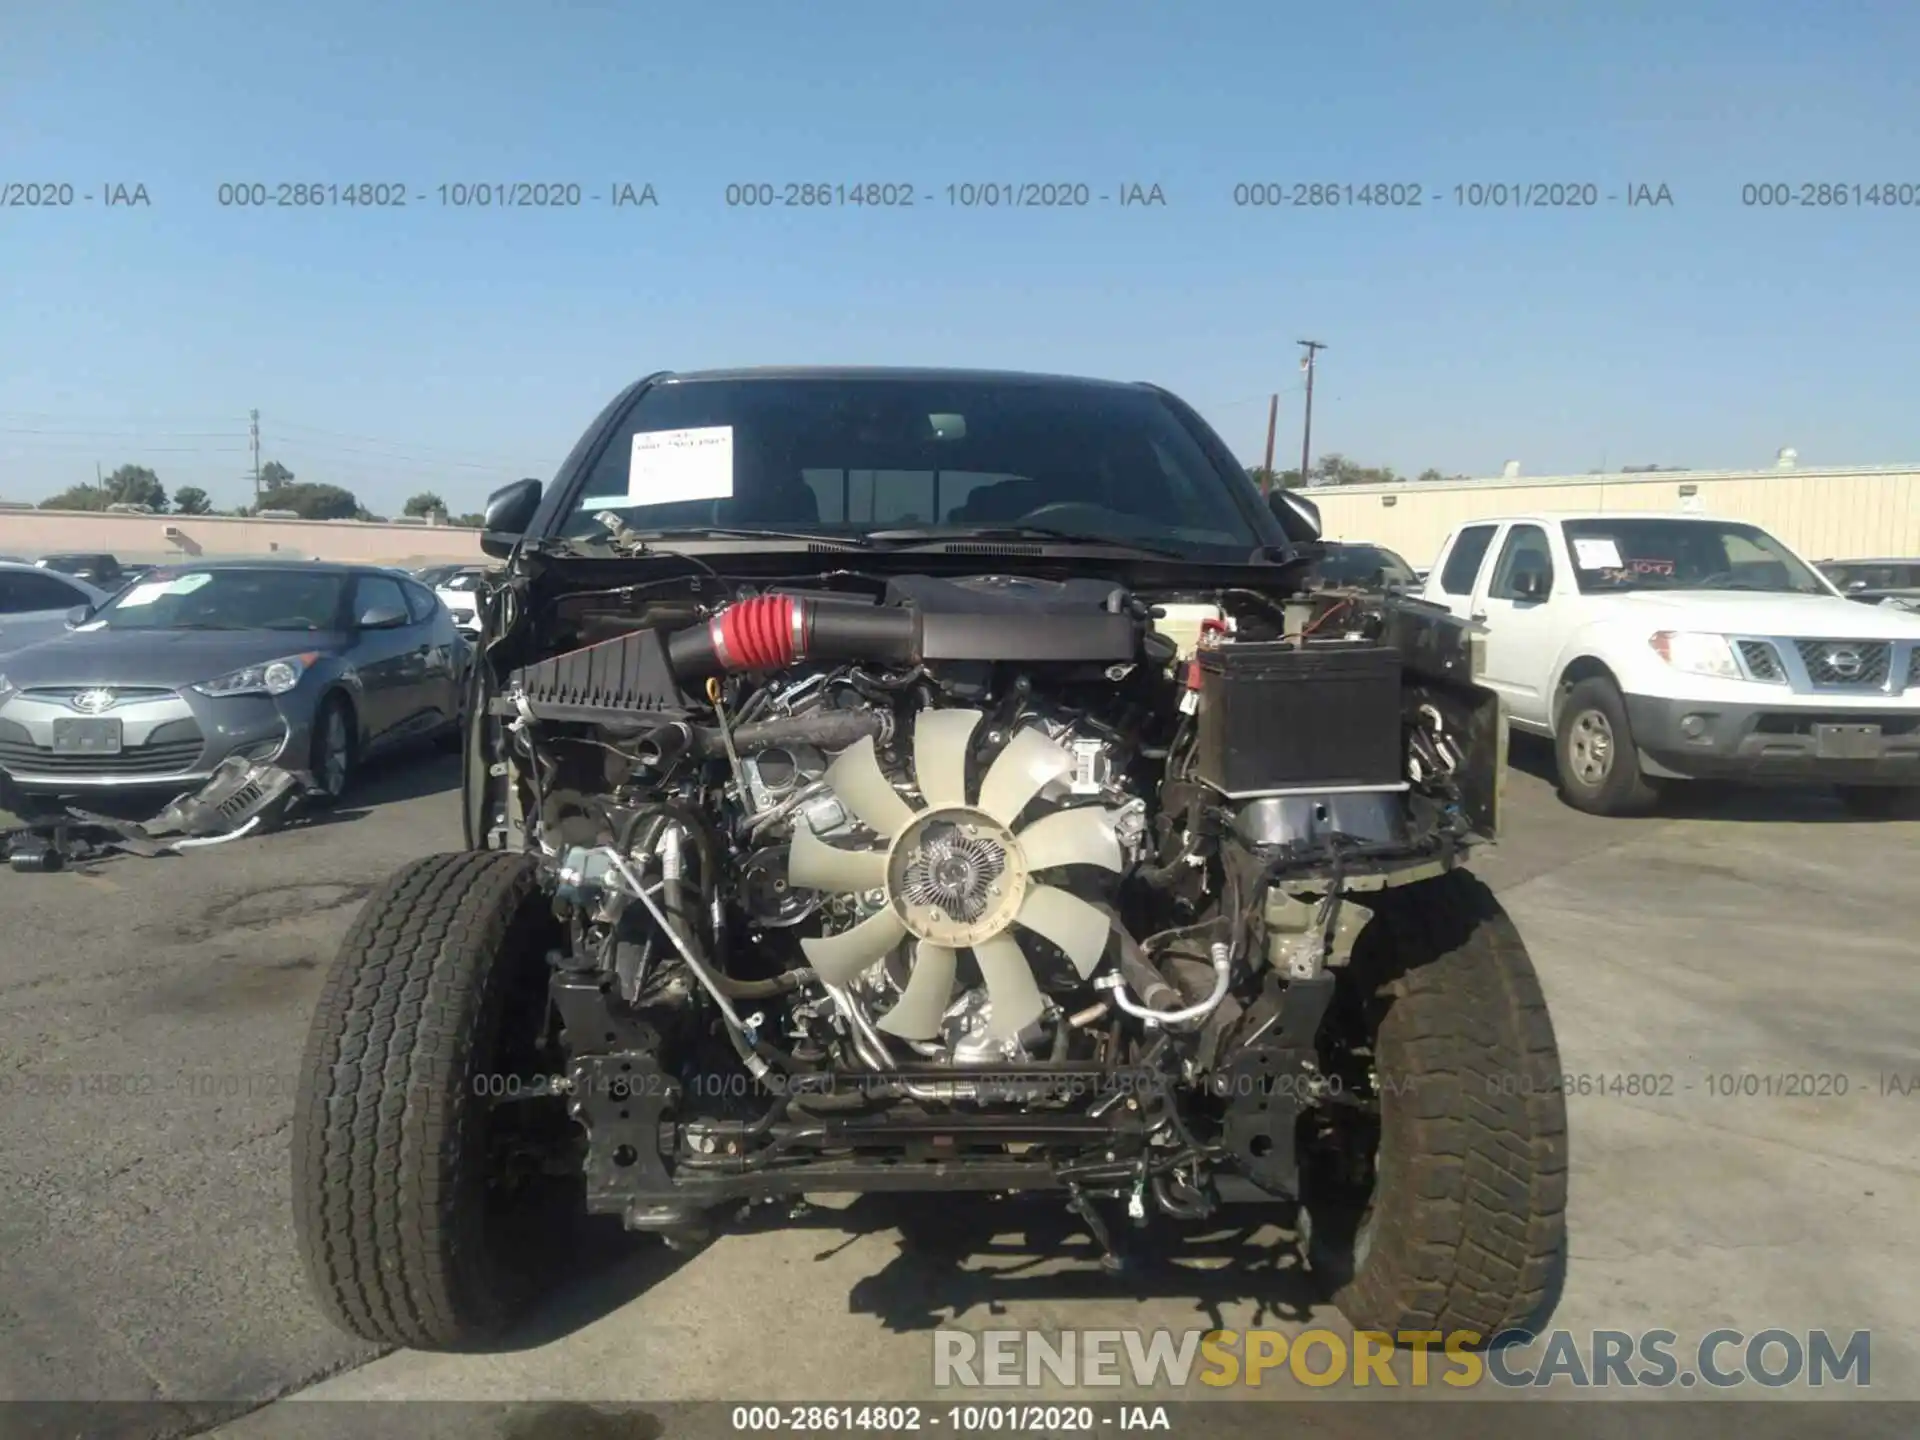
top-left (3, 740), bottom-right (1917, 1436)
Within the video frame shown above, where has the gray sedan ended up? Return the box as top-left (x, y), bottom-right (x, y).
top-left (0, 561), bottom-right (109, 659)
top-left (0, 561), bottom-right (466, 800)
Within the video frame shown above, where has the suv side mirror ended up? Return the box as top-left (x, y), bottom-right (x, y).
top-left (1266, 488), bottom-right (1323, 543)
top-left (481, 478), bottom-right (543, 559)
top-left (65, 604), bottom-right (93, 629)
top-left (358, 604), bottom-right (409, 629)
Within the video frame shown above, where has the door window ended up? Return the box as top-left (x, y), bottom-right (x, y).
top-left (0, 570), bottom-right (88, 612)
top-left (354, 575), bottom-right (409, 624)
top-left (1439, 525), bottom-right (1498, 596)
top-left (1487, 524), bottom-right (1555, 599)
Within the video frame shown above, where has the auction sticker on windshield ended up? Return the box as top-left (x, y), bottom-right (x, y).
top-left (115, 580), bottom-right (173, 607)
top-left (115, 572), bottom-right (211, 607)
top-left (1572, 537), bottom-right (1623, 569)
top-left (628, 425), bottom-right (734, 504)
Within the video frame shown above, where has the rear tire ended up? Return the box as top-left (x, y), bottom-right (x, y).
top-left (1554, 677), bottom-right (1660, 816)
top-left (1303, 869), bottom-right (1569, 1341)
top-left (1835, 785), bottom-right (1920, 819)
top-left (292, 850), bottom-right (572, 1349)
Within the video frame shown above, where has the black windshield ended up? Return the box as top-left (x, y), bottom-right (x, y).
top-left (560, 375), bottom-right (1261, 554)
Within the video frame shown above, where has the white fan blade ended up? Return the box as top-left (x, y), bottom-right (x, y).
top-left (1016, 884), bottom-right (1113, 979)
top-left (914, 708), bottom-right (980, 810)
top-left (824, 735), bottom-right (916, 839)
top-left (788, 823), bottom-right (888, 895)
top-left (1015, 806), bottom-right (1122, 873)
top-left (976, 727), bottom-right (1073, 827)
top-left (972, 933), bottom-right (1046, 1040)
top-left (801, 907), bottom-right (908, 987)
top-left (875, 940), bottom-right (959, 1040)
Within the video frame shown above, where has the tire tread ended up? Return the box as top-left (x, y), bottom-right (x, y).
top-left (1331, 870), bottom-right (1569, 1339)
top-left (291, 849), bottom-right (546, 1349)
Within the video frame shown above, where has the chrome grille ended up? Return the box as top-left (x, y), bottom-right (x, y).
top-left (0, 717), bottom-right (204, 777)
top-left (20, 685), bottom-right (178, 704)
top-left (1793, 639), bottom-right (1891, 688)
top-left (1736, 640), bottom-right (1784, 681)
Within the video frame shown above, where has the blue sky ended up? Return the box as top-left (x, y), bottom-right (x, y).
top-left (2, 0), bottom-right (1916, 516)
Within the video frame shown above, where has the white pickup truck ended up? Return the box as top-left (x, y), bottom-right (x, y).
top-left (1419, 511), bottom-right (1920, 816)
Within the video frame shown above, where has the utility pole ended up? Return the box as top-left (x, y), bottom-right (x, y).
top-left (96, 461), bottom-right (104, 497)
top-left (250, 409), bottom-right (261, 500)
top-left (1261, 393), bottom-right (1279, 489)
top-left (1297, 340), bottom-right (1326, 486)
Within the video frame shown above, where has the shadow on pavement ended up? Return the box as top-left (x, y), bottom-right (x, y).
top-left (481, 1191), bottom-right (1335, 1356)
top-left (1505, 733), bottom-right (1909, 824)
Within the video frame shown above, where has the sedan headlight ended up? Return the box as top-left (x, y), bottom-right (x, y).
top-left (1648, 630), bottom-right (1740, 679)
top-left (192, 652), bottom-right (318, 697)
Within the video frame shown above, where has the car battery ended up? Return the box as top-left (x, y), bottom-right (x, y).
top-left (1192, 640), bottom-right (1404, 796)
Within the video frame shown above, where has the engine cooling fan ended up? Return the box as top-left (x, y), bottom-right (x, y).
top-left (788, 710), bottom-right (1122, 1042)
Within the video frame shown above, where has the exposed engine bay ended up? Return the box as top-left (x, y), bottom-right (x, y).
top-left (471, 557), bottom-right (1503, 1251)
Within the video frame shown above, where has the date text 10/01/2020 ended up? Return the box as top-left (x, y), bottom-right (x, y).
top-left (211, 182), bottom-right (659, 208)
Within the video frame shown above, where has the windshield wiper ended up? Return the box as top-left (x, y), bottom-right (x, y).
top-left (565, 520), bottom-right (873, 554)
top-left (864, 524), bottom-right (1190, 558)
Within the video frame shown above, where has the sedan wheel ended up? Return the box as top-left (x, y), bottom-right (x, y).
top-left (312, 701), bottom-right (354, 800)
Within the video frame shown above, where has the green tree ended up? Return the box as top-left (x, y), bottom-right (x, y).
top-left (403, 491), bottom-right (447, 517)
top-left (97, 464), bottom-right (167, 510)
top-left (259, 460), bottom-right (295, 489)
top-left (40, 486), bottom-right (103, 510)
top-left (258, 481), bottom-right (360, 520)
top-left (452, 512), bottom-right (486, 528)
top-left (173, 486), bottom-right (213, 515)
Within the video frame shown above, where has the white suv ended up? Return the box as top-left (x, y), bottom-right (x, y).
top-left (1420, 511), bottom-right (1920, 816)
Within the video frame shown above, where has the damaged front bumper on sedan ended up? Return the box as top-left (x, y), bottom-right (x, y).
top-left (0, 754), bottom-right (322, 871)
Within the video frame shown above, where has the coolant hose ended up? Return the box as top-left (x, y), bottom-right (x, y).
top-left (1099, 941), bottom-right (1232, 1029)
top-left (1118, 933), bottom-right (1182, 1013)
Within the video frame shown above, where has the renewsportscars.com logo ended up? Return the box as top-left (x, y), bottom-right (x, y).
top-left (933, 1327), bottom-right (1872, 1390)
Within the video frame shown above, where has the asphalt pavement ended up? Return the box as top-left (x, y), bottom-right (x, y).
top-left (1, 741), bottom-right (1916, 1436)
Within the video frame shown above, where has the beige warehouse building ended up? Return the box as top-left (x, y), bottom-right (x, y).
top-left (1305, 462), bottom-right (1920, 570)
top-left (5, 460), bottom-right (1917, 570)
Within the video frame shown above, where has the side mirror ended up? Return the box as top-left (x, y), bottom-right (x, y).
top-left (358, 605), bottom-right (409, 629)
top-left (481, 478), bottom-right (542, 559)
top-left (1266, 487), bottom-right (1323, 543)
top-left (65, 604), bottom-right (93, 629)
top-left (1512, 566), bottom-right (1551, 601)
top-left (1848, 579), bottom-right (1869, 592)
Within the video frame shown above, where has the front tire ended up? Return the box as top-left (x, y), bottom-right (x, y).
top-left (1554, 677), bottom-right (1660, 816)
top-left (292, 851), bottom-right (571, 1349)
top-left (308, 694), bottom-right (356, 803)
top-left (1303, 870), bottom-right (1569, 1341)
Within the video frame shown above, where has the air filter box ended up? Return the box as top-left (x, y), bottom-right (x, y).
top-left (1193, 641), bottom-right (1404, 796)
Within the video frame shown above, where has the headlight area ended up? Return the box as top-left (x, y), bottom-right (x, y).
top-left (191, 652), bottom-right (319, 698)
top-left (1648, 630), bottom-right (1741, 680)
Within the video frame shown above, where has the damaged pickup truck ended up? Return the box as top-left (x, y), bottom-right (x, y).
top-left (292, 367), bottom-right (1568, 1350)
